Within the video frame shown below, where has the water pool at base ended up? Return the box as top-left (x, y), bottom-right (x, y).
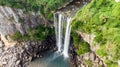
top-left (29, 52), bottom-right (70, 67)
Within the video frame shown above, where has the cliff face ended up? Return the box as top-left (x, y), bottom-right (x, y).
top-left (0, 6), bottom-right (48, 47)
top-left (0, 6), bottom-right (56, 67)
top-left (75, 31), bottom-right (105, 67)
top-left (0, 36), bottom-right (56, 67)
top-left (72, 0), bottom-right (120, 66)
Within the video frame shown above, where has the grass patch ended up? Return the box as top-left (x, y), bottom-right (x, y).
top-left (96, 45), bottom-right (108, 57)
top-left (84, 59), bottom-right (93, 67)
top-left (105, 60), bottom-right (118, 67)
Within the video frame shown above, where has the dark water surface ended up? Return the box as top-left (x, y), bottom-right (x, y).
top-left (29, 51), bottom-right (70, 67)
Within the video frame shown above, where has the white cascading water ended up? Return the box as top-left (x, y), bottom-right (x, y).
top-left (54, 13), bottom-right (62, 52)
top-left (62, 17), bottom-right (71, 58)
top-left (58, 14), bottom-right (62, 52)
top-left (54, 13), bottom-right (71, 58)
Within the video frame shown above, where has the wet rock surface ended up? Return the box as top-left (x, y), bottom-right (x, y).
top-left (0, 36), bottom-right (56, 67)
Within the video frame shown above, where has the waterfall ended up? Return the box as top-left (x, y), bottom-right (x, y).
top-left (62, 17), bottom-right (71, 58)
top-left (54, 13), bottom-right (71, 58)
top-left (54, 13), bottom-right (63, 52)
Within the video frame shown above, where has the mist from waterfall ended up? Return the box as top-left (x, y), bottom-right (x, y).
top-left (54, 13), bottom-right (71, 58)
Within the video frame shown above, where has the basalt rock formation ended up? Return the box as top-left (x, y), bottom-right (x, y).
top-left (0, 6), bottom-right (56, 67)
top-left (0, 35), bottom-right (56, 67)
top-left (0, 0), bottom-right (117, 67)
top-left (0, 6), bottom-right (51, 47)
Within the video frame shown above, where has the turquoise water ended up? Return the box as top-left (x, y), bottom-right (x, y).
top-left (29, 52), bottom-right (70, 67)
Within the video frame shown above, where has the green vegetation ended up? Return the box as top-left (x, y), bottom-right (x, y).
top-left (96, 45), bottom-right (108, 57)
top-left (11, 31), bottom-right (23, 41)
top-left (105, 60), bottom-right (118, 67)
top-left (72, 32), bottom-right (91, 55)
top-left (11, 25), bottom-right (54, 41)
top-left (18, 18), bottom-right (24, 23)
top-left (0, 0), bottom-right (70, 19)
top-left (1, 0), bottom-right (120, 66)
top-left (84, 59), bottom-right (93, 67)
top-left (72, 0), bottom-right (120, 66)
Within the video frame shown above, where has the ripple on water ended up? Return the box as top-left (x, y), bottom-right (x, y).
top-left (29, 52), bottom-right (70, 67)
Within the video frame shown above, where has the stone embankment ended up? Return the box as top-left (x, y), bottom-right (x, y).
top-left (0, 35), bottom-right (56, 67)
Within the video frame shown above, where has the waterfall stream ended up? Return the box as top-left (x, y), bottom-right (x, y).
top-left (54, 13), bottom-right (71, 58)
top-left (29, 13), bottom-right (72, 67)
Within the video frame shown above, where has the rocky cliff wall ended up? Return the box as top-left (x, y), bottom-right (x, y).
top-left (0, 6), bottom-right (49, 47)
top-left (0, 35), bottom-right (56, 67)
top-left (0, 6), bottom-right (56, 67)
top-left (75, 31), bottom-right (106, 67)
top-left (76, 31), bottom-right (100, 52)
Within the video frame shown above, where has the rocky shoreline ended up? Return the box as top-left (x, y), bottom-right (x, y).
top-left (0, 34), bottom-right (106, 67)
top-left (0, 36), bottom-right (56, 67)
